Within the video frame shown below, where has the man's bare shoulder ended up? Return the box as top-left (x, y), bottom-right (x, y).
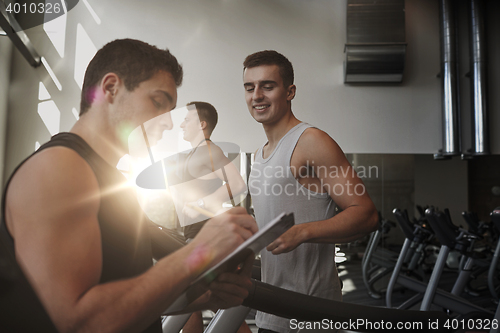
top-left (206, 141), bottom-right (231, 168)
top-left (8, 146), bottom-right (98, 193)
top-left (296, 127), bottom-right (344, 160)
top-left (6, 146), bottom-right (100, 237)
top-left (207, 140), bottom-right (224, 155)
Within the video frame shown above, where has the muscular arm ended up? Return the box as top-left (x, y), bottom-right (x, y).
top-left (267, 129), bottom-right (379, 254)
top-left (6, 147), bottom-right (256, 332)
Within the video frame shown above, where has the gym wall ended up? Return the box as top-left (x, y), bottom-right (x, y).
top-left (0, 0), bottom-right (498, 220)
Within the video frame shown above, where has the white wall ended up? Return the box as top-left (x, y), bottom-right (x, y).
top-left (3, 0), bottom-right (499, 180)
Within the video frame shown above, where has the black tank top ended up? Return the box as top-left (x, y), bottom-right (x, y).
top-left (1, 132), bottom-right (161, 332)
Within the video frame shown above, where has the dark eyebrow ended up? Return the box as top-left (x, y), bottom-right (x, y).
top-left (260, 80), bottom-right (278, 86)
top-left (243, 80), bottom-right (277, 87)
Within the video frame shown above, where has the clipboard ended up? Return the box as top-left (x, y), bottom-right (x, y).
top-left (163, 212), bottom-right (295, 314)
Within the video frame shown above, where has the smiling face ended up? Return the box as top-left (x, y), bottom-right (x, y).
top-left (243, 64), bottom-right (295, 126)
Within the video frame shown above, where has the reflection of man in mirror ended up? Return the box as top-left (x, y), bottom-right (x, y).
top-left (177, 102), bottom-right (247, 240)
top-left (177, 102), bottom-right (248, 333)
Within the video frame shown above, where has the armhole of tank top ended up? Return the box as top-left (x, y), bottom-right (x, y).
top-left (253, 147), bottom-right (261, 162)
top-left (287, 125), bottom-right (315, 170)
top-left (288, 126), bottom-right (330, 198)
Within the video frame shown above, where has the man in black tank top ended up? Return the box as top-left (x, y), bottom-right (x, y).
top-left (1, 39), bottom-right (257, 333)
top-left (243, 51), bottom-right (379, 333)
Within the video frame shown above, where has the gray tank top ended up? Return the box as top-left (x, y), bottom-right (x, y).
top-left (249, 122), bottom-right (342, 333)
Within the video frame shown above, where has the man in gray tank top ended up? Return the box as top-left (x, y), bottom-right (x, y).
top-left (243, 51), bottom-right (379, 333)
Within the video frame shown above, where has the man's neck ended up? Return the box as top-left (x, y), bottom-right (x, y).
top-left (70, 111), bottom-right (124, 167)
top-left (189, 133), bottom-right (210, 148)
top-left (263, 111), bottom-right (301, 147)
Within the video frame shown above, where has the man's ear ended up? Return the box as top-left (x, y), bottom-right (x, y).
top-left (100, 73), bottom-right (121, 103)
top-left (199, 120), bottom-right (208, 131)
top-left (287, 85), bottom-right (296, 101)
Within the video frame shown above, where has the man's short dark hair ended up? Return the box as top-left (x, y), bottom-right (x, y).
top-left (79, 39), bottom-right (183, 115)
top-left (243, 50), bottom-right (294, 88)
top-left (187, 101), bottom-right (218, 136)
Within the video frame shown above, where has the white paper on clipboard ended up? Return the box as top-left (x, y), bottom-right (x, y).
top-left (163, 212), bottom-right (295, 314)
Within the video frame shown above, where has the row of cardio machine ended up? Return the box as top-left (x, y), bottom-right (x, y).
top-left (162, 207), bottom-right (500, 333)
top-left (362, 205), bottom-right (500, 333)
top-left (3, 208), bottom-right (499, 332)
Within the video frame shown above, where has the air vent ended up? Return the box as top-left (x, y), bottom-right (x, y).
top-left (344, 0), bottom-right (406, 83)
